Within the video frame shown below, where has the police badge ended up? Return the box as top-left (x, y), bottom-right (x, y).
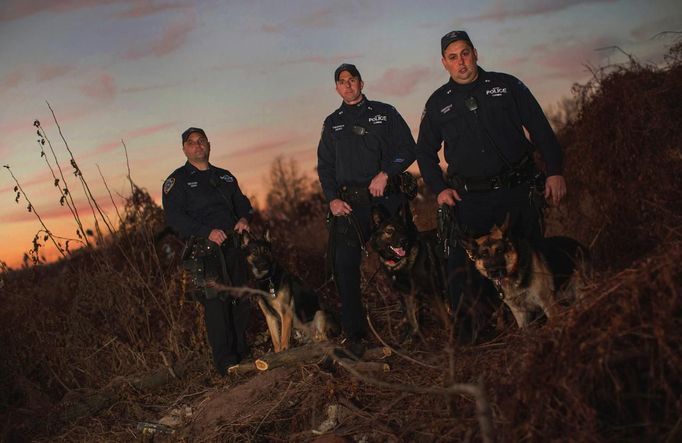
top-left (163, 177), bottom-right (175, 194)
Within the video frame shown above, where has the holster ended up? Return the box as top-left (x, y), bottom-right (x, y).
top-left (448, 155), bottom-right (540, 194)
top-left (436, 205), bottom-right (454, 258)
top-left (181, 236), bottom-right (232, 300)
top-left (386, 172), bottom-right (418, 200)
top-left (338, 186), bottom-right (372, 206)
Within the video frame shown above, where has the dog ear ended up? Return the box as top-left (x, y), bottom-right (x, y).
top-left (499, 213), bottom-right (511, 235)
top-left (370, 206), bottom-right (390, 231)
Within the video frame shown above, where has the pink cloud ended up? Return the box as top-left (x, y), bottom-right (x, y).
top-left (120, 79), bottom-right (186, 93)
top-left (466, 0), bottom-right (615, 22)
top-left (124, 15), bottom-right (196, 59)
top-left (80, 73), bottom-right (117, 101)
top-left (91, 121), bottom-right (176, 155)
top-left (280, 54), bottom-right (365, 66)
top-left (35, 64), bottom-right (74, 82)
top-left (231, 134), bottom-right (301, 158)
top-left (261, 6), bottom-right (334, 33)
top-left (371, 66), bottom-right (431, 97)
top-left (0, 68), bottom-right (25, 93)
top-left (0, 0), bottom-right (122, 21)
top-left (212, 132), bottom-right (304, 162)
top-left (533, 37), bottom-right (610, 79)
top-left (115, 1), bottom-right (188, 18)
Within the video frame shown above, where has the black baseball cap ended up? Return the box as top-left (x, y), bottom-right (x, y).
top-left (334, 63), bottom-right (362, 82)
top-left (181, 127), bottom-right (207, 143)
top-left (441, 30), bottom-right (474, 55)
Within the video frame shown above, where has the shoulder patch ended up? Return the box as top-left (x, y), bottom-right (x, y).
top-left (163, 177), bottom-right (175, 194)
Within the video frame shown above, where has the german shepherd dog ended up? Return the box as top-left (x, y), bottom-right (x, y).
top-left (241, 231), bottom-right (336, 352)
top-left (459, 217), bottom-right (590, 328)
top-left (370, 205), bottom-right (449, 339)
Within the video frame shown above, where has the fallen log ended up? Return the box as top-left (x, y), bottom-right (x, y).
top-left (57, 361), bottom-right (186, 423)
top-left (254, 344), bottom-right (392, 371)
top-left (255, 343), bottom-right (324, 371)
top-left (227, 359), bottom-right (259, 376)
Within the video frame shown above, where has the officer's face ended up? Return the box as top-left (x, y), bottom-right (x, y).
top-left (441, 40), bottom-right (479, 85)
top-left (182, 132), bottom-right (210, 164)
top-left (335, 71), bottom-right (364, 105)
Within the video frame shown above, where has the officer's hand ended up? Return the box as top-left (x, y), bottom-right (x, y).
top-left (368, 171), bottom-right (389, 197)
top-left (234, 218), bottom-right (250, 233)
top-left (208, 229), bottom-right (228, 245)
top-left (330, 199), bottom-right (352, 216)
top-left (544, 175), bottom-right (567, 206)
top-left (437, 189), bottom-right (461, 206)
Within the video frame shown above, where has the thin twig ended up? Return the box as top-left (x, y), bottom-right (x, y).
top-left (252, 381), bottom-right (293, 437)
top-left (3, 165), bottom-right (66, 258)
top-left (366, 308), bottom-right (440, 370)
top-left (35, 116), bottom-right (89, 246)
top-left (47, 101), bottom-right (115, 238)
top-left (324, 345), bottom-right (494, 443)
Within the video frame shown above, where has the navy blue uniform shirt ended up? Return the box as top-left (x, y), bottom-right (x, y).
top-left (317, 96), bottom-right (416, 202)
top-left (416, 67), bottom-right (562, 195)
top-left (162, 162), bottom-right (253, 240)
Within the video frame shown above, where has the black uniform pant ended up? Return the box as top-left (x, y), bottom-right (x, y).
top-left (447, 183), bottom-right (542, 340)
top-left (200, 244), bottom-right (251, 375)
top-left (332, 194), bottom-right (406, 341)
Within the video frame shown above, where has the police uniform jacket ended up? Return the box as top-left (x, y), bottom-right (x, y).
top-left (162, 162), bottom-right (253, 240)
top-left (416, 67), bottom-right (562, 195)
top-left (317, 96), bottom-right (416, 202)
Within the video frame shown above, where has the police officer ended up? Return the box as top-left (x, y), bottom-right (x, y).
top-left (317, 63), bottom-right (416, 355)
top-left (162, 127), bottom-right (253, 375)
top-left (416, 31), bottom-right (566, 342)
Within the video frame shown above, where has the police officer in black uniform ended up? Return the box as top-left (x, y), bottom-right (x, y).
top-left (416, 31), bottom-right (567, 342)
top-left (317, 64), bottom-right (416, 354)
top-left (162, 127), bottom-right (253, 375)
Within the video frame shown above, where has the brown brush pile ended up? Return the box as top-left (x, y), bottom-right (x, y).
top-left (0, 45), bottom-right (680, 442)
top-left (546, 41), bottom-right (682, 269)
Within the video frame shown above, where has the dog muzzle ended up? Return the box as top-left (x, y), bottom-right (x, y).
top-left (383, 245), bottom-right (408, 266)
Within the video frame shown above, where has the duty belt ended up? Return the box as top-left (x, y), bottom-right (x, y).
top-left (338, 186), bottom-right (372, 205)
top-left (337, 172), bottom-right (415, 205)
top-left (449, 157), bottom-right (539, 193)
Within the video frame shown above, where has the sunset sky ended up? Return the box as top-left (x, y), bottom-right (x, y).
top-left (1, 0), bottom-right (679, 268)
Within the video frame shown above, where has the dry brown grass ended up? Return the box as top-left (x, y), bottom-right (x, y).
top-left (1, 44), bottom-right (681, 442)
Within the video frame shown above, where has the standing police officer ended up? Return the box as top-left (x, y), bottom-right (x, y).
top-left (416, 31), bottom-right (566, 342)
top-left (317, 64), bottom-right (416, 355)
top-left (163, 127), bottom-right (253, 375)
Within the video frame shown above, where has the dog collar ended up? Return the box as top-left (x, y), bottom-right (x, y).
top-left (256, 274), bottom-right (277, 298)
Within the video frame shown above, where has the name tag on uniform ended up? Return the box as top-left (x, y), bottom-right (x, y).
top-left (187, 181), bottom-right (198, 188)
top-left (368, 114), bottom-right (387, 124)
top-left (219, 174), bottom-right (234, 183)
top-left (332, 124), bottom-right (345, 132)
top-left (486, 87), bottom-right (507, 97)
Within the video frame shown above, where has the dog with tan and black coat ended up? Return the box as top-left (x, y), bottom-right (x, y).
top-left (459, 216), bottom-right (590, 328)
top-left (241, 231), bottom-right (337, 352)
top-left (370, 205), bottom-right (449, 340)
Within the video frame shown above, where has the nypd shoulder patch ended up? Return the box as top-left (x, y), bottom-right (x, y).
top-left (163, 177), bottom-right (175, 194)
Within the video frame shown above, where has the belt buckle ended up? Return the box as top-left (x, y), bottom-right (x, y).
top-left (491, 177), bottom-right (502, 190)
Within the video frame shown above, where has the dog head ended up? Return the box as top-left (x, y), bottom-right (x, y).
top-left (370, 205), bottom-right (417, 269)
top-left (460, 217), bottom-right (519, 282)
top-left (241, 230), bottom-right (274, 279)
